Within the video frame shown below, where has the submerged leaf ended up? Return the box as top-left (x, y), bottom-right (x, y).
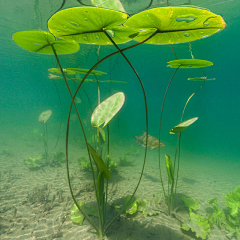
top-left (91, 92), bottom-right (125, 129)
top-left (223, 186), bottom-right (240, 217)
top-left (48, 68), bottom-right (76, 75)
top-left (165, 154), bottom-right (174, 184)
top-left (70, 201), bottom-right (85, 225)
top-left (87, 144), bottom-right (111, 180)
top-left (67, 68), bottom-right (107, 75)
top-left (188, 77), bottom-right (215, 81)
top-left (182, 212), bottom-right (210, 239)
top-left (39, 110), bottom-right (52, 124)
top-left (181, 196), bottom-right (199, 212)
top-left (170, 117), bottom-right (198, 134)
top-left (207, 198), bottom-right (226, 228)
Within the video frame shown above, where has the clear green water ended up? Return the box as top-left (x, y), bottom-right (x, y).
top-left (0, 1), bottom-right (239, 239)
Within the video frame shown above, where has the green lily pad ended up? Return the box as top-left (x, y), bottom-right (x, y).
top-left (48, 7), bottom-right (138, 45)
top-left (48, 68), bottom-right (76, 75)
top-left (67, 68), bottom-right (107, 75)
top-left (124, 7), bottom-right (225, 45)
top-left (12, 30), bottom-right (79, 54)
top-left (165, 154), bottom-right (174, 184)
top-left (91, 92), bottom-right (125, 129)
top-left (87, 144), bottom-right (111, 180)
top-left (170, 117), bottom-right (198, 134)
top-left (188, 77), bottom-right (215, 81)
top-left (182, 212), bottom-right (210, 239)
top-left (91, 0), bottom-right (126, 12)
top-left (39, 110), bottom-right (52, 124)
top-left (167, 59), bottom-right (213, 68)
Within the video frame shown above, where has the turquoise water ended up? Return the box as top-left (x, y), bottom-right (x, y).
top-left (0, 1), bottom-right (239, 239)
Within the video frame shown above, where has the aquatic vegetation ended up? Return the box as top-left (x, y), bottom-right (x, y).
top-left (182, 211), bottom-right (210, 239)
top-left (12, 4), bottom-right (226, 239)
top-left (1, 149), bottom-right (14, 156)
top-left (181, 187), bottom-right (240, 239)
top-left (50, 151), bottom-right (65, 167)
top-left (24, 156), bottom-right (45, 170)
top-left (39, 110), bottom-right (52, 164)
top-left (124, 7), bottom-right (225, 45)
top-left (223, 186), bottom-right (240, 217)
top-left (207, 198), bottom-right (226, 228)
top-left (78, 156), bottom-right (91, 171)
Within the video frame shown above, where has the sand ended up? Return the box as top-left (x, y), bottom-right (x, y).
top-left (0, 127), bottom-right (239, 240)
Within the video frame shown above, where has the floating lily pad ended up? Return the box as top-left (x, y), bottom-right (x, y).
top-left (48, 68), bottom-right (76, 75)
top-left (91, 92), bottom-right (125, 129)
top-left (91, 0), bottom-right (126, 12)
top-left (124, 7), bottom-right (225, 45)
top-left (48, 7), bottom-right (138, 45)
top-left (67, 68), bottom-right (107, 75)
top-left (39, 110), bottom-right (52, 124)
top-left (12, 30), bottom-right (79, 54)
top-left (188, 77), bottom-right (215, 81)
top-left (87, 144), bottom-right (111, 180)
top-left (170, 117), bottom-right (198, 134)
top-left (167, 59), bottom-right (213, 68)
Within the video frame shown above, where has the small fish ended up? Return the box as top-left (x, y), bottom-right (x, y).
top-left (134, 131), bottom-right (165, 150)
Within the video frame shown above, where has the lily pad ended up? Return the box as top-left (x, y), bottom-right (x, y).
top-left (170, 117), bottom-right (198, 134)
top-left (12, 30), bottom-right (79, 54)
top-left (48, 68), bottom-right (76, 75)
top-left (67, 68), bottom-right (107, 75)
top-left (39, 110), bottom-right (52, 124)
top-left (87, 144), bottom-right (111, 180)
top-left (91, 0), bottom-right (126, 12)
top-left (167, 59), bottom-right (213, 68)
top-left (91, 92), bottom-right (125, 129)
top-left (124, 7), bottom-right (225, 45)
top-left (48, 7), bottom-right (138, 45)
top-left (188, 77), bottom-right (215, 81)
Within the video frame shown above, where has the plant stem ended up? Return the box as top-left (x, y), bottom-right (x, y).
top-left (158, 66), bottom-right (180, 215)
top-left (64, 31), bottom-right (158, 237)
top-left (173, 80), bottom-right (206, 204)
top-left (50, 44), bottom-right (100, 234)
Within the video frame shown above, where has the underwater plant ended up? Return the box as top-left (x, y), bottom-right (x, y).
top-left (13, 4), bottom-right (226, 239)
top-left (24, 156), bottom-right (46, 170)
top-left (39, 110), bottom-right (52, 164)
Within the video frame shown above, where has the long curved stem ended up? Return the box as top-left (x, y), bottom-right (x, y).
top-left (158, 66), bottom-right (180, 214)
top-left (173, 80), bottom-right (206, 199)
top-left (52, 79), bottom-right (62, 149)
top-left (65, 31), bottom-right (157, 236)
top-left (50, 44), bottom-right (99, 234)
top-left (102, 30), bottom-right (149, 232)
